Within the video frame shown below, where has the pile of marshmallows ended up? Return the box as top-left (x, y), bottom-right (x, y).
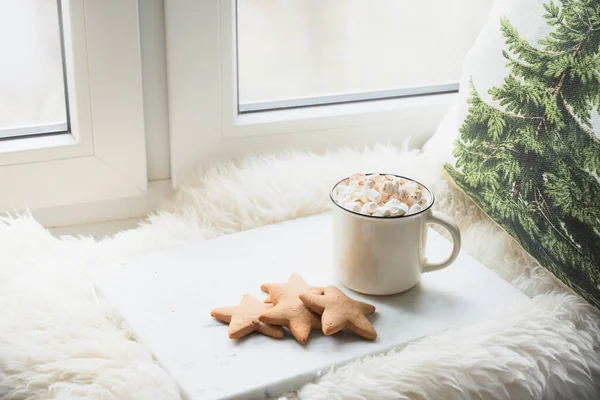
top-left (333, 173), bottom-right (430, 217)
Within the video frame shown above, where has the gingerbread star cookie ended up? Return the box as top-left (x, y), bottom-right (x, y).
top-left (259, 274), bottom-right (323, 344)
top-left (299, 286), bottom-right (377, 340)
top-left (211, 294), bottom-right (284, 339)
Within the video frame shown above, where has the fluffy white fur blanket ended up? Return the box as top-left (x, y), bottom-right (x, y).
top-left (0, 135), bottom-right (599, 399)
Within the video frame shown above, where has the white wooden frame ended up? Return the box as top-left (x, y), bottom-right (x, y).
top-left (0, 0), bottom-right (147, 211)
top-left (165, 0), bottom-right (457, 186)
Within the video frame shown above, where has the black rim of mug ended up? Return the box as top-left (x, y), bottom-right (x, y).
top-left (329, 173), bottom-right (435, 219)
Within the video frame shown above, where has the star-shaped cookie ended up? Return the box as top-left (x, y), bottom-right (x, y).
top-left (211, 294), bottom-right (284, 339)
top-left (299, 286), bottom-right (377, 340)
top-left (258, 274), bottom-right (323, 344)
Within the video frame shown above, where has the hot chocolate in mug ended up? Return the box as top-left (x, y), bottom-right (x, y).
top-left (330, 174), bottom-right (461, 295)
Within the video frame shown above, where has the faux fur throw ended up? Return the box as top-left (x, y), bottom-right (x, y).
top-left (0, 142), bottom-right (598, 399)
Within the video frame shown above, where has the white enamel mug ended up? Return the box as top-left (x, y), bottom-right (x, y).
top-left (330, 174), bottom-right (461, 295)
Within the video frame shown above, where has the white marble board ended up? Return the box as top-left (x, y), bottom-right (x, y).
top-left (90, 213), bottom-right (531, 400)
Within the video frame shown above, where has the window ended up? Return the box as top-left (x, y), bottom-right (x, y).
top-left (165, 0), bottom-right (492, 186)
top-left (0, 0), bottom-right (68, 139)
top-left (0, 0), bottom-right (146, 211)
top-left (236, 0), bottom-right (488, 112)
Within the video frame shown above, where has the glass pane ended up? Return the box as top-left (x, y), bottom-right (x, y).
top-left (0, 0), bottom-right (68, 138)
top-left (237, 0), bottom-right (494, 111)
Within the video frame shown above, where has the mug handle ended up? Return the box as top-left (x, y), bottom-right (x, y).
top-left (422, 211), bottom-right (461, 273)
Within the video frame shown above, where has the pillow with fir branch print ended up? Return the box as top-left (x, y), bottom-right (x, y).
top-left (444, 0), bottom-right (600, 308)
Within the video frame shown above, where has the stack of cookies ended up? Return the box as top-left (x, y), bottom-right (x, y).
top-left (211, 274), bottom-right (377, 344)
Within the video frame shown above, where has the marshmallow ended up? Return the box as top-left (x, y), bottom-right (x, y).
top-left (369, 173), bottom-right (382, 182)
top-left (374, 206), bottom-right (391, 217)
top-left (344, 201), bottom-right (362, 213)
top-left (336, 185), bottom-right (353, 196)
top-left (408, 204), bottom-right (422, 214)
top-left (406, 190), bottom-right (426, 207)
top-left (362, 202), bottom-right (378, 214)
top-left (385, 197), bottom-right (402, 208)
top-left (404, 181), bottom-right (419, 194)
top-left (392, 181), bottom-right (400, 194)
top-left (364, 178), bottom-right (376, 189)
top-left (352, 191), bottom-right (369, 204)
top-left (397, 186), bottom-right (411, 200)
top-left (336, 195), bottom-right (352, 206)
top-left (345, 179), bottom-right (362, 193)
top-left (365, 188), bottom-right (382, 203)
top-left (382, 181), bottom-right (394, 195)
top-left (405, 194), bottom-right (418, 207)
top-left (389, 202), bottom-right (409, 216)
top-left (352, 183), bottom-right (366, 193)
top-left (349, 173), bottom-right (366, 182)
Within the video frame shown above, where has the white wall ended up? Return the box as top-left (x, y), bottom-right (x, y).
top-left (139, 0), bottom-right (171, 181)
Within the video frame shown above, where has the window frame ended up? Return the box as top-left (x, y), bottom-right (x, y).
top-left (165, 0), bottom-right (457, 186)
top-left (0, 0), bottom-right (147, 211)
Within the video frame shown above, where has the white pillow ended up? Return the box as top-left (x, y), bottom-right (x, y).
top-left (439, 0), bottom-right (600, 308)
